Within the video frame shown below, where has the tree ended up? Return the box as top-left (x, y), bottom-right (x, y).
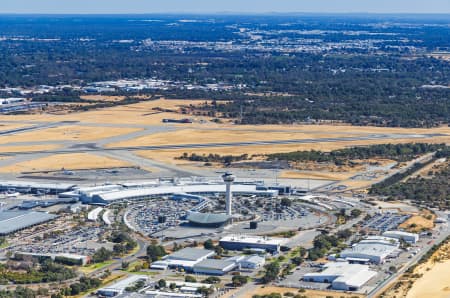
top-left (185, 275), bottom-right (197, 283)
top-left (202, 276), bottom-right (221, 284)
top-left (350, 209), bottom-right (362, 218)
top-left (158, 279), bottom-right (167, 289)
top-left (204, 239), bottom-right (214, 250)
top-left (147, 244), bottom-right (166, 262)
top-left (280, 198), bottom-right (292, 207)
top-left (262, 262), bottom-right (280, 283)
top-left (232, 275), bottom-right (248, 287)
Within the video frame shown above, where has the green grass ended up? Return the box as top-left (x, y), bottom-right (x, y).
top-left (79, 260), bottom-right (114, 274)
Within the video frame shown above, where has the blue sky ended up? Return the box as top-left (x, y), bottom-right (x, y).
top-left (1, 0), bottom-right (449, 14)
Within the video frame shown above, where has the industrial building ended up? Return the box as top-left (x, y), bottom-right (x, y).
top-left (0, 180), bottom-right (75, 195)
top-left (97, 275), bottom-right (148, 297)
top-left (382, 230), bottom-right (419, 243)
top-left (303, 262), bottom-right (377, 291)
top-left (219, 234), bottom-right (284, 253)
top-left (193, 259), bottom-right (237, 275)
top-left (186, 211), bottom-right (231, 227)
top-left (339, 236), bottom-right (400, 264)
top-left (0, 211), bottom-right (57, 235)
top-left (228, 254), bottom-right (266, 269)
top-left (64, 181), bottom-right (277, 205)
top-left (14, 252), bottom-right (90, 266)
top-left (153, 248), bottom-right (215, 271)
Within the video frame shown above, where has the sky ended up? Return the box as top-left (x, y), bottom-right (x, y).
top-left (0, 0), bottom-right (449, 14)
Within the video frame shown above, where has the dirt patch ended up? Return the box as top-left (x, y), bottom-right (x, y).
top-left (398, 210), bottom-right (435, 233)
top-left (227, 286), bottom-right (363, 298)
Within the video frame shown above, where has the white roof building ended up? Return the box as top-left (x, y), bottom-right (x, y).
top-left (161, 248), bottom-right (215, 270)
top-left (219, 234), bottom-right (285, 253)
top-left (98, 275), bottom-right (147, 297)
top-left (303, 262), bottom-right (377, 291)
top-left (382, 230), bottom-right (419, 243)
top-left (82, 183), bottom-right (277, 204)
top-left (339, 239), bottom-right (399, 264)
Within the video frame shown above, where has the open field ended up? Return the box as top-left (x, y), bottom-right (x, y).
top-left (0, 123), bottom-right (32, 132)
top-left (383, 239), bottom-right (450, 298)
top-left (225, 286), bottom-right (364, 298)
top-left (80, 95), bottom-right (126, 102)
top-left (0, 144), bottom-right (61, 153)
top-left (0, 100), bottom-right (448, 175)
top-left (0, 99), bottom-right (212, 125)
top-left (280, 170), bottom-right (355, 181)
top-left (398, 210), bottom-right (435, 233)
top-left (406, 260), bottom-right (450, 298)
top-left (0, 153), bottom-right (131, 173)
top-left (0, 125), bottom-right (141, 144)
top-left (108, 128), bottom-right (363, 147)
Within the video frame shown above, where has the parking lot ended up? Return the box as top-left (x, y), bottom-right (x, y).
top-left (11, 225), bottom-right (112, 256)
top-left (126, 198), bottom-right (199, 235)
top-left (363, 212), bottom-right (411, 232)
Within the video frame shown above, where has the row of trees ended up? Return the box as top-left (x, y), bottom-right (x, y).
top-left (268, 143), bottom-right (447, 165)
top-left (0, 260), bottom-right (76, 284)
top-left (177, 153), bottom-right (251, 165)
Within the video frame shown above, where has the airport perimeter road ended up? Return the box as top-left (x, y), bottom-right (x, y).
top-left (368, 222), bottom-right (450, 298)
top-left (88, 236), bottom-right (148, 278)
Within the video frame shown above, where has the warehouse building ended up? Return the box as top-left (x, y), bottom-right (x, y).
top-left (303, 262), bottom-right (377, 291)
top-left (228, 254), bottom-right (266, 269)
top-left (339, 237), bottom-right (400, 264)
top-left (219, 234), bottom-right (284, 253)
top-left (0, 211), bottom-right (57, 235)
top-left (193, 259), bottom-right (237, 275)
top-left (14, 252), bottom-right (90, 266)
top-left (97, 275), bottom-right (147, 297)
top-left (0, 180), bottom-right (75, 195)
top-left (382, 230), bottom-right (419, 244)
top-left (157, 248), bottom-right (215, 271)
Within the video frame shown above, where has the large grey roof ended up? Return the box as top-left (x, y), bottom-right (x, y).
top-left (168, 248), bottom-right (214, 261)
top-left (0, 211), bottom-right (57, 235)
top-left (194, 259), bottom-right (236, 270)
top-left (186, 212), bottom-right (230, 224)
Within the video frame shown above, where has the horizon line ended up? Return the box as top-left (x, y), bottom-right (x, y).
top-left (0, 11), bottom-right (450, 16)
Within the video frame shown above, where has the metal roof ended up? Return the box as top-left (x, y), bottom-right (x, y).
top-left (186, 212), bottom-right (230, 224)
top-left (304, 262), bottom-right (377, 288)
top-left (0, 180), bottom-right (75, 190)
top-left (220, 234), bottom-right (284, 246)
top-left (167, 248), bottom-right (214, 261)
top-left (94, 184), bottom-right (277, 202)
top-left (194, 259), bottom-right (236, 271)
top-left (0, 211), bottom-right (57, 235)
top-left (99, 275), bottom-right (147, 292)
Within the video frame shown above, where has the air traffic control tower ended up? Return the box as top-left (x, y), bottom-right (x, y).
top-left (222, 172), bottom-right (235, 216)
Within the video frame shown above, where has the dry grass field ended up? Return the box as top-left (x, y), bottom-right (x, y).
top-left (0, 144), bottom-right (61, 153)
top-left (0, 99), bottom-right (449, 174)
top-left (224, 286), bottom-right (363, 298)
top-left (383, 240), bottom-right (450, 298)
top-left (0, 125), bottom-right (141, 144)
top-left (0, 123), bottom-right (31, 132)
top-left (80, 95), bottom-right (126, 102)
top-left (0, 153), bottom-right (131, 173)
top-left (107, 128), bottom-right (364, 148)
top-left (398, 209), bottom-right (435, 233)
top-left (0, 99), bottom-right (211, 125)
top-left (279, 170), bottom-right (355, 181)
